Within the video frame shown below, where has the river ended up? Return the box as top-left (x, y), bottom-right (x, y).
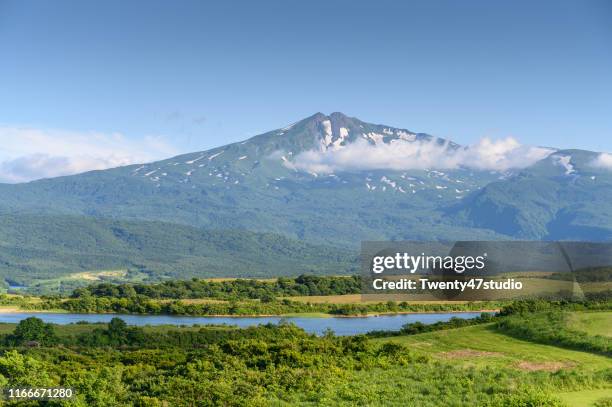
top-left (0, 311), bottom-right (490, 336)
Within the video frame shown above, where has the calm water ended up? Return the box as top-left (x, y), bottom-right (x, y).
top-left (0, 312), bottom-right (488, 336)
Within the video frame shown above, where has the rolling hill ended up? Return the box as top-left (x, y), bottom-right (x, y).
top-left (0, 214), bottom-right (357, 292)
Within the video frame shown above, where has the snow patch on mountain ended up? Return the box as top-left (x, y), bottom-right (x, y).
top-left (363, 133), bottom-right (384, 144)
top-left (380, 176), bottom-right (396, 188)
top-left (208, 151), bottom-right (224, 160)
top-left (186, 155), bottom-right (206, 164)
top-left (553, 155), bottom-right (576, 175)
top-left (280, 122), bottom-right (297, 131)
top-left (334, 127), bottom-right (349, 148)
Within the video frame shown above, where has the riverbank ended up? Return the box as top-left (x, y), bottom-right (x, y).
top-left (0, 306), bottom-right (68, 314)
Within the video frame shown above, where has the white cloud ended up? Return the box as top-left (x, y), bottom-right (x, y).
top-left (591, 153), bottom-right (612, 170)
top-left (288, 137), bottom-right (554, 174)
top-left (0, 126), bottom-right (179, 183)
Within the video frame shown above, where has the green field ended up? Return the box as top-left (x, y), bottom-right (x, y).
top-left (567, 311), bottom-right (612, 338)
top-left (558, 389), bottom-right (612, 407)
top-left (366, 312), bottom-right (612, 407)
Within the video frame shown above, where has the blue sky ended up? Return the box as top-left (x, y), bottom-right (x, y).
top-left (0, 0), bottom-right (611, 181)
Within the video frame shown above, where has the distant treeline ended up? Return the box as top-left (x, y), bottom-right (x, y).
top-left (71, 275), bottom-right (362, 300)
top-left (1, 316), bottom-right (322, 349)
top-left (497, 296), bottom-right (612, 316)
top-left (22, 275), bottom-right (611, 316)
top-left (367, 313), bottom-right (495, 338)
top-left (545, 267), bottom-right (612, 283)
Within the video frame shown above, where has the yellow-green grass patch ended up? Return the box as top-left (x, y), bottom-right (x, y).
top-left (566, 311), bottom-right (612, 338)
top-left (372, 324), bottom-right (612, 371)
top-left (557, 388), bottom-right (612, 407)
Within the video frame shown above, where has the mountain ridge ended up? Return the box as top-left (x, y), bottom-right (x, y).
top-left (1, 112), bottom-right (611, 251)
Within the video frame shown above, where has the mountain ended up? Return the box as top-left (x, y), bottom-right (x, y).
top-left (0, 112), bottom-right (611, 288)
top-left (0, 112), bottom-right (507, 245)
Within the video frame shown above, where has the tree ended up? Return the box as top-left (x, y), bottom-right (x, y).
top-left (107, 317), bottom-right (128, 344)
top-left (9, 317), bottom-right (57, 346)
top-left (0, 350), bottom-right (56, 387)
top-left (260, 293), bottom-right (276, 303)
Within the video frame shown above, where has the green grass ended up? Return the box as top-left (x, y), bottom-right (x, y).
top-left (0, 322), bottom-right (101, 337)
top-left (558, 389), bottom-right (612, 407)
top-left (567, 312), bottom-right (612, 338)
top-left (367, 318), bottom-right (612, 405)
top-left (372, 323), bottom-right (612, 371)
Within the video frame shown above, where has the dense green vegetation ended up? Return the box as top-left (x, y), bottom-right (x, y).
top-left (13, 277), bottom-right (611, 317)
top-left (0, 214), bottom-right (358, 292)
top-left (33, 294), bottom-right (503, 316)
top-left (498, 297), bottom-right (612, 316)
top-left (2, 317), bottom-right (58, 347)
top-left (0, 306), bottom-right (610, 406)
top-left (0, 294), bottom-right (36, 308)
top-left (368, 312), bottom-right (496, 337)
top-left (23, 281), bottom-right (608, 317)
top-left (12, 275), bottom-right (502, 316)
top-left (71, 275), bottom-right (362, 300)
